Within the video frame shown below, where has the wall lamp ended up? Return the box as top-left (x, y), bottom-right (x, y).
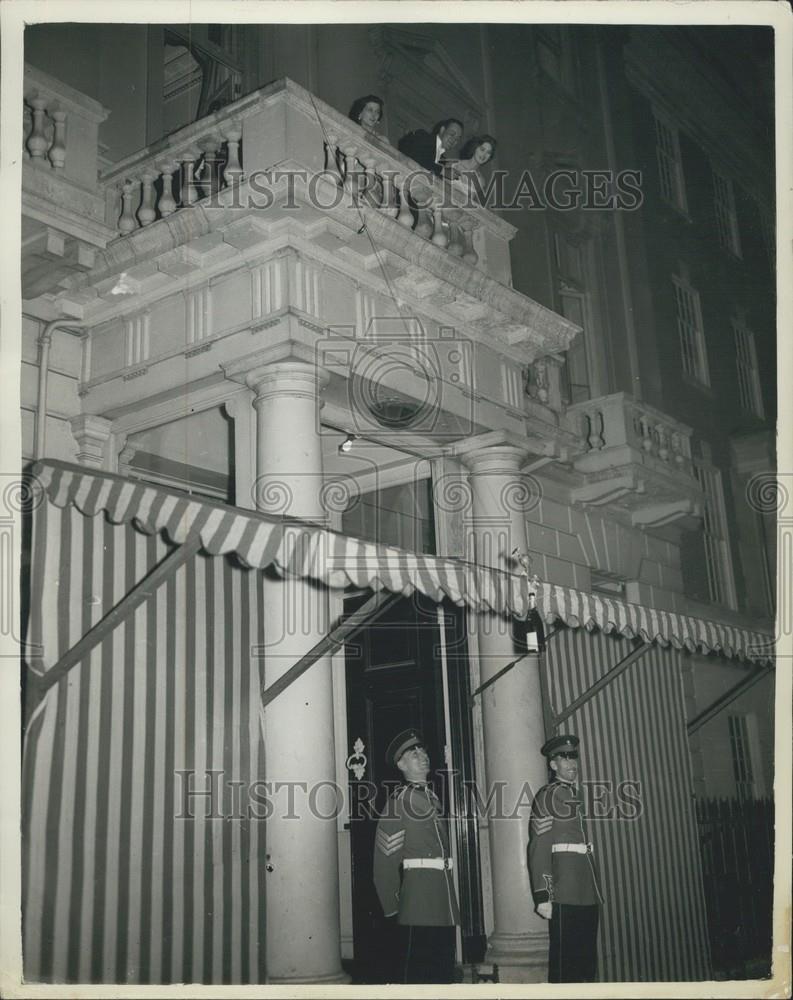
top-left (338, 434), bottom-right (359, 454)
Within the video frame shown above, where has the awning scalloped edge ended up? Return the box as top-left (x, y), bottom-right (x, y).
top-left (28, 460), bottom-right (774, 665)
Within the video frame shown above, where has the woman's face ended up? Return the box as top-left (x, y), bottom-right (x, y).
top-left (359, 101), bottom-right (381, 130)
top-left (473, 141), bottom-right (494, 165)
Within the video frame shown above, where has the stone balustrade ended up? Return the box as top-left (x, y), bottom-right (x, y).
top-left (23, 63), bottom-right (108, 188)
top-left (570, 392), bottom-right (694, 472)
top-left (328, 138), bottom-right (482, 264)
top-left (99, 78), bottom-right (515, 283)
top-left (567, 393), bottom-right (701, 527)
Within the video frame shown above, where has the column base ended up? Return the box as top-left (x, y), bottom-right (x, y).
top-left (486, 930), bottom-right (549, 984)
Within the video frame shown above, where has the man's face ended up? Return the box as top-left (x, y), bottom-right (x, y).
top-left (440, 123), bottom-right (463, 152)
top-left (397, 743), bottom-right (431, 783)
top-left (550, 751), bottom-right (579, 784)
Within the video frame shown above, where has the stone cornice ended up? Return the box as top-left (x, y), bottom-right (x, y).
top-left (22, 183), bottom-right (112, 242)
top-left (52, 189), bottom-right (579, 362)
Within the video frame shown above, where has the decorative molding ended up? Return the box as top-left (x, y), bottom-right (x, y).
top-left (184, 341), bottom-right (214, 358)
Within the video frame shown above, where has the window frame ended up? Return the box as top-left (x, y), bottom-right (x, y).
top-left (672, 275), bottom-right (710, 387)
top-left (693, 456), bottom-right (738, 610)
top-left (712, 166), bottom-right (742, 258)
top-left (653, 108), bottom-right (688, 216)
top-left (732, 317), bottom-right (765, 419)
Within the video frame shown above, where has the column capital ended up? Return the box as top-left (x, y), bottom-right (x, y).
top-left (461, 444), bottom-right (528, 476)
top-left (70, 414), bottom-right (112, 469)
top-left (451, 430), bottom-right (532, 473)
top-left (246, 361), bottom-right (330, 404)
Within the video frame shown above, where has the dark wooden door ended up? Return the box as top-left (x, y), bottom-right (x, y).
top-left (344, 592), bottom-right (485, 983)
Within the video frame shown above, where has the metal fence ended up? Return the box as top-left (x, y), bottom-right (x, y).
top-left (696, 796), bottom-right (774, 979)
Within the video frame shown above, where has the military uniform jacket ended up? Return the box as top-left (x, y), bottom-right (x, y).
top-left (528, 780), bottom-right (604, 906)
top-left (373, 782), bottom-right (460, 926)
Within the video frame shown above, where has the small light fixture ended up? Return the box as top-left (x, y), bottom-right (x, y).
top-left (338, 433), bottom-right (357, 454)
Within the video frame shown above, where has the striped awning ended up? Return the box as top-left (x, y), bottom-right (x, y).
top-left (29, 459), bottom-right (773, 665)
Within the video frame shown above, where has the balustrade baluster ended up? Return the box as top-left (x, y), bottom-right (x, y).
top-left (460, 222), bottom-right (479, 265)
top-left (138, 169), bottom-right (158, 226)
top-left (639, 414), bottom-right (654, 452)
top-left (381, 170), bottom-right (399, 218)
top-left (657, 424), bottom-right (670, 461)
top-left (431, 203), bottom-right (449, 247)
top-left (27, 97), bottom-right (49, 160)
top-left (589, 409), bottom-right (605, 450)
top-left (48, 109), bottom-right (67, 170)
top-left (360, 156), bottom-right (382, 208)
top-left (397, 174), bottom-right (414, 229)
top-left (671, 432), bottom-right (686, 468)
top-left (447, 221), bottom-right (465, 256)
top-left (118, 179), bottom-right (140, 234)
top-left (23, 104), bottom-right (33, 157)
top-left (157, 161), bottom-right (179, 216)
top-left (585, 412), bottom-right (599, 451)
top-left (199, 136), bottom-right (223, 196)
top-left (339, 145), bottom-right (358, 198)
top-left (222, 123), bottom-right (244, 187)
top-left (181, 149), bottom-right (202, 206)
top-left (597, 410), bottom-right (607, 448)
top-left (414, 203), bottom-right (433, 239)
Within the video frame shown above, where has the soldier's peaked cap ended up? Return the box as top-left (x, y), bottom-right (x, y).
top-left (540, 733), bottom-right (580, 758)
top-left (386, 728), bottom-right (425, 767)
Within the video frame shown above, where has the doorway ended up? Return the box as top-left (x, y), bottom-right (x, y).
top-left (343, 590), bottom-right (486, 983)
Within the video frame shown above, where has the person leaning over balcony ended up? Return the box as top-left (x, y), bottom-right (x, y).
top-left (398, 118), bottom-right (464, 177)
top-left (444, 134), bottom-right (497, 204)
top-left (528, 733), bottom-right (604, 983)
top-left (344, 94), bottom-right (389, 206)
top-left (348, 94), bottom-right (386, 139)
top-left (373, 728), bottom-right (460, 983)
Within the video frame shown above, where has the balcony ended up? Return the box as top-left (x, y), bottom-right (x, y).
top-left (567, 393), bottom-right (703, 529)
top-left (22, 64), bottom-right (113, 299)
top-left (19, 74), bottom-right (581, 459)
top-left (94, 78), bottom-right (517, 283)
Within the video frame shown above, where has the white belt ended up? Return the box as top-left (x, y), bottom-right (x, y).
top-left (552, 842), bottom-right (593, 855)
top-left (403, 857), bottom-right (454, 871)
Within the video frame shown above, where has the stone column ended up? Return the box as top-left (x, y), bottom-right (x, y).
top-left (463, 445), bottom-right (549, 982)
top-left (69, 414), bottom-right (112, 469)
top-left (223, 390), bottom-right (256, 510)
top-left (245, 360), bottom-right (346, 984)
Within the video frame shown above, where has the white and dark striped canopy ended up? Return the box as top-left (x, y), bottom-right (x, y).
top-left (30, 459), bottom-right (773, 665)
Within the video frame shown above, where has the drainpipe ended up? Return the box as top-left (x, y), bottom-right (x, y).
top-left (34, 319), bottom-right (86, 459)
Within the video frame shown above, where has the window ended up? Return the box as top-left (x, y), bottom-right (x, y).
top-left (163, 25), bottom-right (244, 132)
top-left (693, 454), bottom-right (737, 609)
top-left (555, 233), bottom-right (591, 403)
top-left (653, 110), bottom-right (687, 214)
top-left (341, 479), bottom-right (435, 554)
top-left (733, 318), bottom-right (764, 419)
top-left (673, 276), bottom-right (710, 385)
top-left (712, 168), bottom-right (742, 257)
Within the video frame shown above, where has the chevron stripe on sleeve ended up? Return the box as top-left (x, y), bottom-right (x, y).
top-left (376, 828), bottom-right (406, 856)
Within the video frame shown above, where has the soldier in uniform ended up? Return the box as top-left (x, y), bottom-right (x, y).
top-left (528, 733), bottom-right (604, 983)
top-left (373, 728), bottom-right (459, 983)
